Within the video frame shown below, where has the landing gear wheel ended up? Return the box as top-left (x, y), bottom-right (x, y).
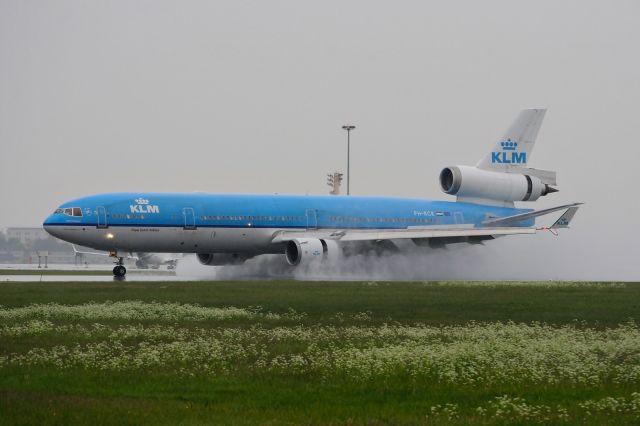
top-left (113, 265), bottom-right (127, 277)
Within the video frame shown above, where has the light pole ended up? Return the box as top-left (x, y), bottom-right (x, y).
top-left (342, 125), bottom-right (355, 195)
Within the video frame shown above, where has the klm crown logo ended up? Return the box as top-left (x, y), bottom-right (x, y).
top-left (491, 138), bottom-right (526, 164)
top-left (135, 198), bottom-right (150, 205)
top-left (500, 140), bottom-right (518, 151)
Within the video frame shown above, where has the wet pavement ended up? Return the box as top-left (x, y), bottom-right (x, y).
top-left (0, 264), bottom-right (189, 282)
top-left (0, 274), bottom-right (196, 282)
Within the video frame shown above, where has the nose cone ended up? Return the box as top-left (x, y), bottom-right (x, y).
top-left (43, 215), bottom-right (62, 239)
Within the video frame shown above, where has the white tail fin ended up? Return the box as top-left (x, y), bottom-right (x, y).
top-left (477, 109), bottom-right (546, 171)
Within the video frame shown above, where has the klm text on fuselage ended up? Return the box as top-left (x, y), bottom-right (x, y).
top-left (130, 205), bottom-right (160, 214)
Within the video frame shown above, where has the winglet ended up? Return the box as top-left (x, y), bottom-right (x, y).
top-left (550, 206), bottom-right (580, 229)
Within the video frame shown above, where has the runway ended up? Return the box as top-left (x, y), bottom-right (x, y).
top-left (0, 264), bottom-right (188, 282)
top-left (0, 274), bottom-right (196, 282)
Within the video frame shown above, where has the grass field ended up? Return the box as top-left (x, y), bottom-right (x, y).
top-left (1, 280), bottom-right (639, 425)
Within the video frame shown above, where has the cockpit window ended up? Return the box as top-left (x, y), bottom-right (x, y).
top-left (55, 207), bottom-right (83, 217)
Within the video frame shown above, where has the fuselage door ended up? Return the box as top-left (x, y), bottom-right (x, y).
top-left (454, 212), bottom-right (464, 225)
top-left (96, 206), bottom-right (108, 229)
top-left (183, 207), bottom-right (196, 230)
top-left (306, 209), bottom-right (318, 230)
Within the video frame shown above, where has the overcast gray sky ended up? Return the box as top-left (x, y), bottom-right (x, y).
top-left (1, 1), bottom-right (639, 279)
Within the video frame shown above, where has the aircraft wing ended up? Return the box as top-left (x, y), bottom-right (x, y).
top-left (271, 203), bottom-right (581, 244)
top-left (72, 245), bottom-right (109, 257)
top-left (71, 245), bottom-right (139, 260)
top-left (271, 226), bottom-right (535, 244)
top-left (481, 203), bottom-right (583, 226)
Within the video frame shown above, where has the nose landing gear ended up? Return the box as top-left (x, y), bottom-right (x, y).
top-left (113, 264), bottom-right (126, 278)
top-left (110, 251), bottom-right (127, 278)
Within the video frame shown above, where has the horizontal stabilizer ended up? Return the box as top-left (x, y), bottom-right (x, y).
top-left (481, 203), bottom-right (583, 226)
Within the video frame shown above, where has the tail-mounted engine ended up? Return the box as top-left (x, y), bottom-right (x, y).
top-left (439, 165), bottom-right (557, 204)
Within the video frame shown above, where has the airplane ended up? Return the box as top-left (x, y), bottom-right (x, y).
top-left (43, 109), bottom-right (581, 278)
top-left (71, 245), bottom-right (180, 269)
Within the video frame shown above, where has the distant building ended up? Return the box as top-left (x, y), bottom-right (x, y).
top-left (1, 227), bottom-right (113, 265)
top-left (5, 227), bottom-right (49, 245)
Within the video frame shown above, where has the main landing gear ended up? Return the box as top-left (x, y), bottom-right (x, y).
top-left (110, 251), bottom-right (127, 278)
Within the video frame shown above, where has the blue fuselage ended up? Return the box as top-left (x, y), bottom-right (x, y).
top-left (43, 193), bottom-right (533, 254)
top-left (44, 193), bottom-right (531, 230)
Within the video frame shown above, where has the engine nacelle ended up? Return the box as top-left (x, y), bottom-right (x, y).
top-left (196, 253), bottom-right (251, 266)
top-left (439, 165), bottom-right (556, 203)
top-left (285, 238), bottom-right (339, 266)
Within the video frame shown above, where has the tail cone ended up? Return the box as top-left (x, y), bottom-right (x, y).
top-left (543, 185), bottom-right (559, 196)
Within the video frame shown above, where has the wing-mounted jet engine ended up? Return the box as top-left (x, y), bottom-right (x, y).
top-left (285, 238), bottom-right (339, 266)
top-left (196, 253), bottom-right (254, 266)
